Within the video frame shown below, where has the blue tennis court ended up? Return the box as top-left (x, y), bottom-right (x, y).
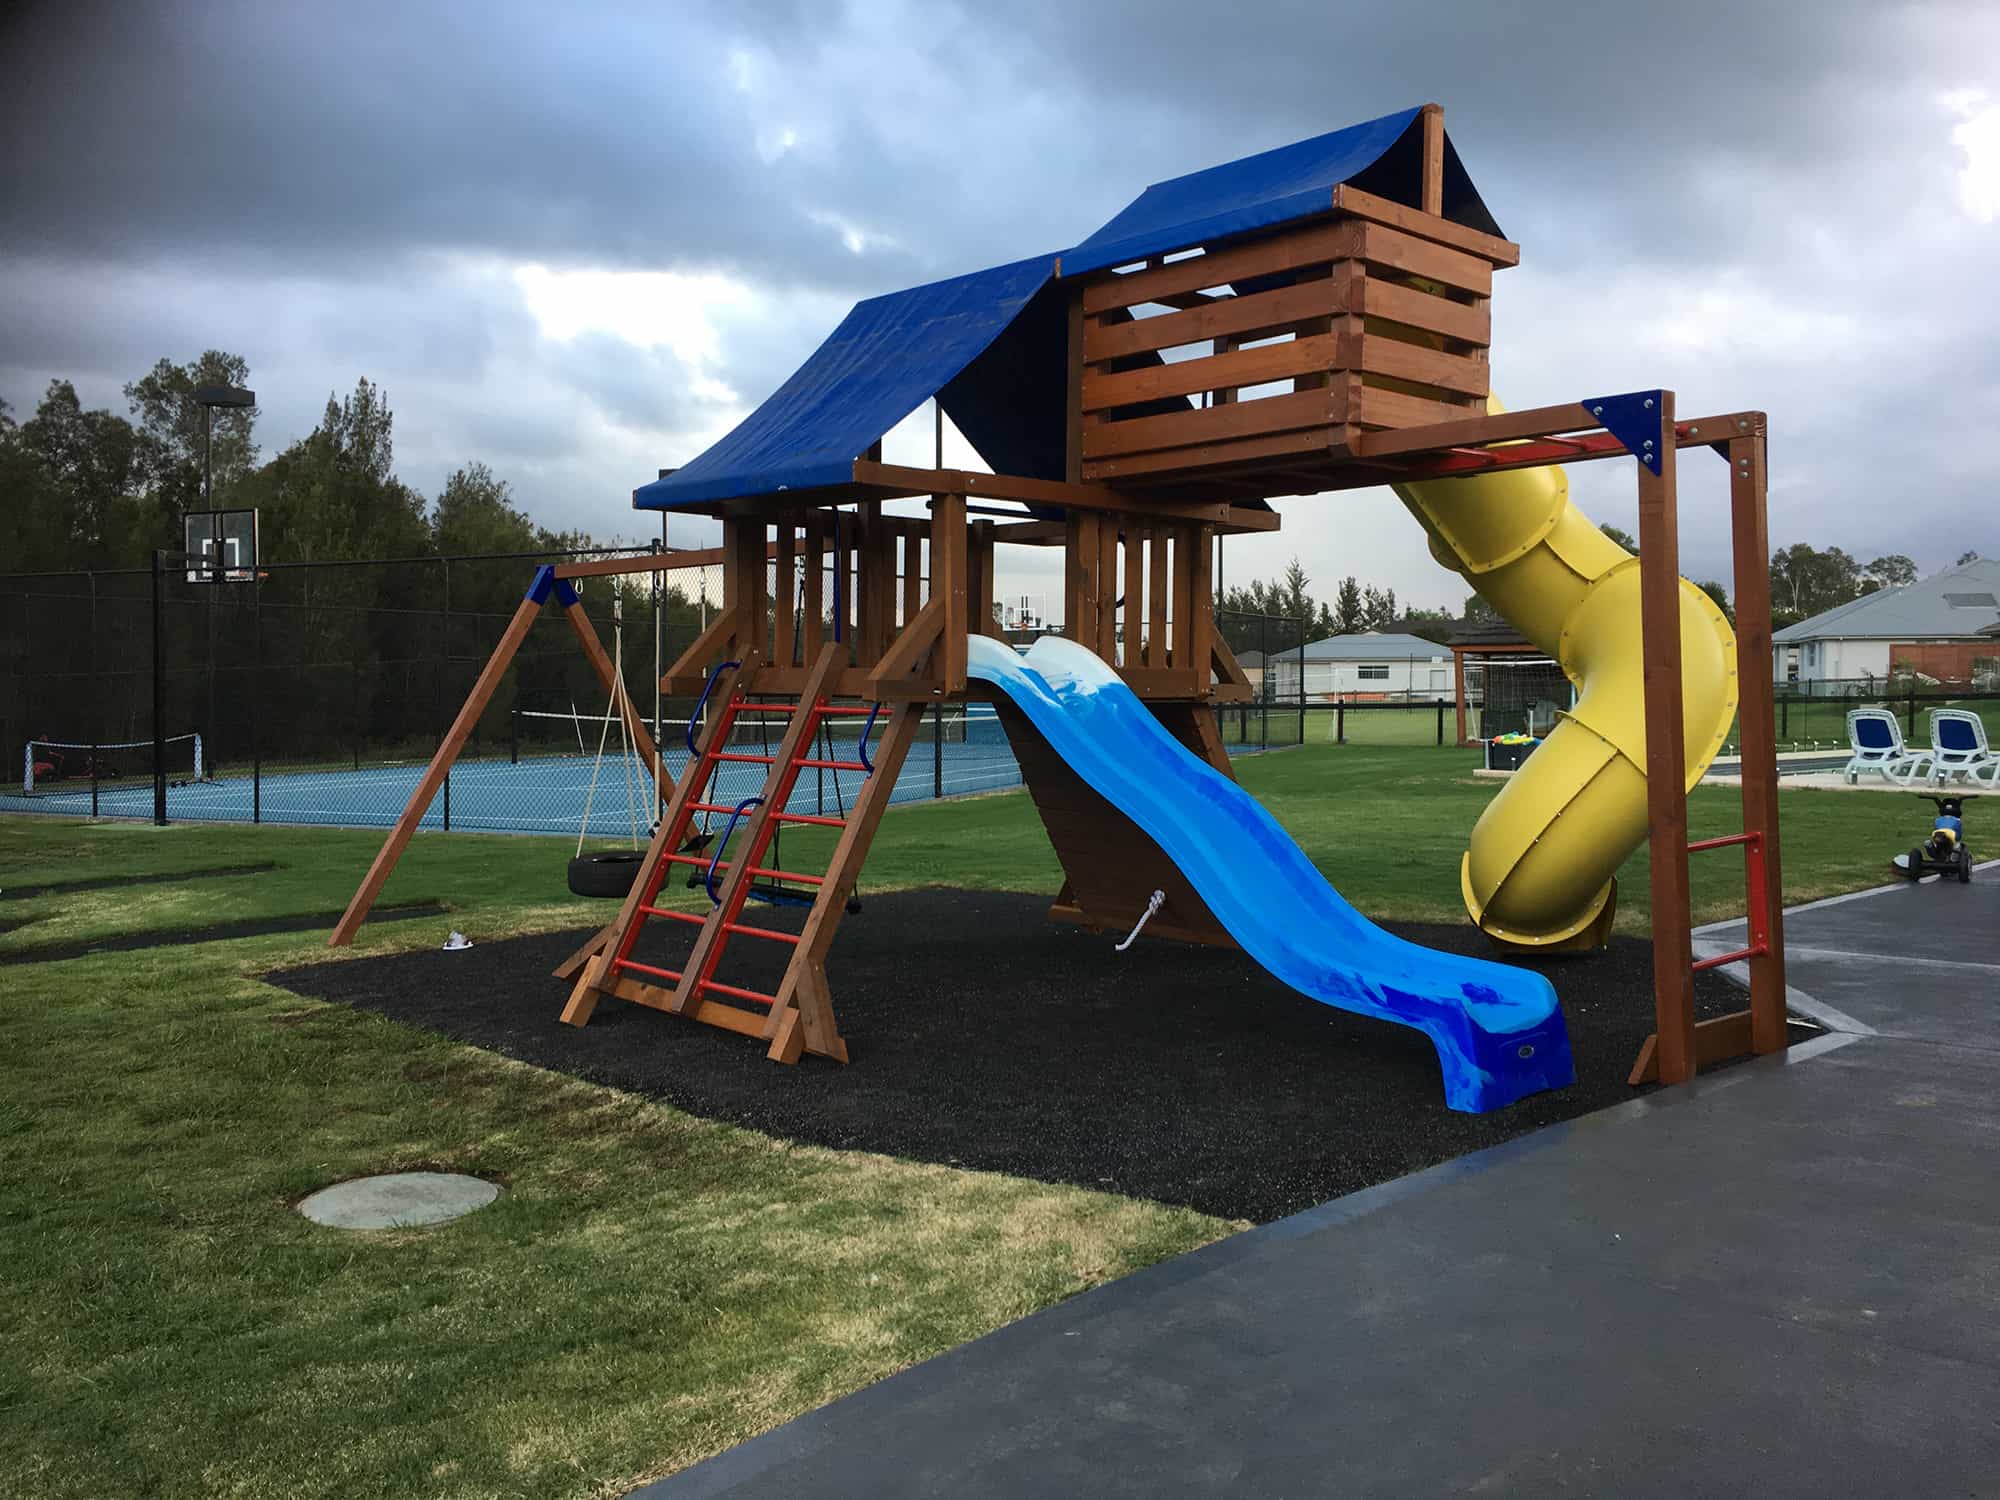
top-left (4, 712), bottom-right (1032, 835)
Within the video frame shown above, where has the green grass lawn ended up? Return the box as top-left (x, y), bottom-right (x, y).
top-left (0, 745), bottom-right (1926, 1497)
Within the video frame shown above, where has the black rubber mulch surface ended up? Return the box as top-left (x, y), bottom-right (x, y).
top-left (4, 902), bottom-right (445, 966)
top-left (270, 889), bottom-right (1793, 1224)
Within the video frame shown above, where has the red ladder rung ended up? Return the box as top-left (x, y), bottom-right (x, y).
top-left (774, 811), bottom-right (846, 827)
top-left (814, 705), bottom-right (875, 716)
top-left (751, 865), bottom-right (822, 884)
top-left (637, 905), bottom-right (703, 925)
top-left (726, 922), bottom-right (800, 945)
top-left (613, 956), bottom-right (682, 984)
top-left (795, 757), bottom-right (868, 771)
top-left (714, 752), bottom-right (776, 764)
top-left (701, 978), bottom-right (777, 1006)
top-left (664, 852), bottom-right (726, 868)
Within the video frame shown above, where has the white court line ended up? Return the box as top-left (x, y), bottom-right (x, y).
top-left (1782, 945), bottom-right (2000, 974)
top-left (1692, 855), bottom-right (2000, 937)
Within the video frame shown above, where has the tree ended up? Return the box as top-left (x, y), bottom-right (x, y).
top-left (1462, 592), bottom-right (1498, 624)
top-left (1768, 543), bottom-right (1861, 623)
top-left (1332, 576), bottom-right (1364, 635)
top-left (15, 381), bottom-right (147, 564)
top-left (1696, 579), bottom-right (1734, 623)
top-left (1361, 584), bottom-right (1398, 630)
top-left (1600, 524), bottom-right (1638, 552)
top-left (124, 351), bottom-right (259, 525)
top-left (1863, 554), bottom-right (1918, 590)
top-left (1279, 558), bottom-right (1313, 623)
top-left (1395, 605), bottom-right (1456, 645)
top-left (1958, 550), bottom-right (1983, 566)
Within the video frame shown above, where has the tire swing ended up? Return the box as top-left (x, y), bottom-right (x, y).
top-left (568, 592), bottom-right (656, 899)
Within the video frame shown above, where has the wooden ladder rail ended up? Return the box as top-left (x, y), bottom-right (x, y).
top-left (760, 702), bottom-right (925, 1063)
top-left (667, 642), bottom-right (846, 1021)
top-left (560, 650), bottom-right (759, 1025)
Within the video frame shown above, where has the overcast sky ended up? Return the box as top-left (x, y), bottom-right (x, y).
top-left (4, 0), bottom-right (1997, 612)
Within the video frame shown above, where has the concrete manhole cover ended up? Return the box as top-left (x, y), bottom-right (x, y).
top-left (297, 1171), bottom-right (499, 1229)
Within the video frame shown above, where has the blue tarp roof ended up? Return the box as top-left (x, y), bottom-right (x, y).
top-left (638, 108), bottom-right (1499, 510)
top-left (636, 254), bottom-right (1061, 508)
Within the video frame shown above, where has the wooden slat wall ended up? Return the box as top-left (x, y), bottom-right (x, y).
top-left (1077, 209), bottom-right (1507, 487)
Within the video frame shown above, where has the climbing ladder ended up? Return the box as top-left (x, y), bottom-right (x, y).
top-left (562, 642), bottom-right (923, 1063)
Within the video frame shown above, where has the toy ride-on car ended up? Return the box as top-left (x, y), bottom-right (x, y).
top-left (1891, 794), bottom-right (1975, 884)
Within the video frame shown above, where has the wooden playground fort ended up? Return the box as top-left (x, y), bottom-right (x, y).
top-left (333, 105), bottom-right (1787, 1100)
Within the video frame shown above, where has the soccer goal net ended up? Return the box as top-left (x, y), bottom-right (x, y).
top-left (22, 733), bottom-right (205, 794)
top-left (1477, 658), bottom-right (1573, 739)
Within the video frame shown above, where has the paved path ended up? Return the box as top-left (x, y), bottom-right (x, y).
top-left (643, 870), bottom-right (2000, 1498)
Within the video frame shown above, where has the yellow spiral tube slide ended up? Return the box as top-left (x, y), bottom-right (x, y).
top-left (1391, 402), bottom-right (1738, 949)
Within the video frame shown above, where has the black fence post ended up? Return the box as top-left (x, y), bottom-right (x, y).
top-left (252, 572), bottom-right (262, 824)
top-left (1779, 694), bottom-right (1789, 742)
top-left (440, 558), bottom-right (451, 832)
top-left (151, 548), bottom-right (167, 826)
top-left (1436, 699), bottom-right (1445, 746)
top-left (1906, 684), bottom-right (1918, 737)
top-left (89, 571), bottom-right (100, 818)
top-left (1337, 702), bottom-right (1345, 745)
top-left (932, 702), bottom-right (943, 799)
top-left (352, 650), bottom-right (362, 773)
top-left (1296, 616), bottom-right (1306, 744)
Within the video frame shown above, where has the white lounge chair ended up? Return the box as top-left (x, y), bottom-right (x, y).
top-left (1844, 707), bottom-right (1931, 784)
top-left (1926, 708), bottom-right (1995, 785)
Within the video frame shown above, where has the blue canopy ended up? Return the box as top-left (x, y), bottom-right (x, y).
top-left (636, 254), bottom-right (1061, 509)
top-left (1063, 107), bottom-right (1501, 277)
top-left (636, 107), bottom-right (1500, 511)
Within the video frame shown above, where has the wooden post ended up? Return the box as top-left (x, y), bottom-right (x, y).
top-left (1095, 513), bottom-right (1119, 664)
top-left (773, 520), bottom-right (795, 668)
top-left (802, 515), bottom-right (825, 662)
top-left (1188, 523), bottom-right (1215, 694)
top-left (935, 492), bottom-right (968, 693)
top-left (1170, 525), bottom-right (1195, 672)
top-left (968, 519), bottom-right (998, 638)
top-left (330, 590), bottom-right (541, 945)
top-left (1147, 526), bottom-right (1168, 668)
top-left (1453, 647), bottom-right (1468, 746)
top-left (1634, 391), bottom-right (1697, 1084)
top-left (1420, 103), bottom-right (1445, 216)
top-left (1728, 426), bottom-right (1788, 1054)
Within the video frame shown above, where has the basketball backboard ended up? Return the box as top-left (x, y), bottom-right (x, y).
top-left (185, 509), bottom-right (260, 583)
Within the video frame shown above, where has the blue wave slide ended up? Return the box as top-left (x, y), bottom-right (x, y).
top-left (965, 635), bottom-right (1575, 1113)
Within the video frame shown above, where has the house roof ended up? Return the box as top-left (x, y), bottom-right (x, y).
top-left (1773, 559), bottom-right (2000, 643)
top-left (1447, 618), bottom-right (1530, 648)
top-left (1290, 632), bottom-right (1451, 661)
top-left (637, 107), bottom-right (1497, 511)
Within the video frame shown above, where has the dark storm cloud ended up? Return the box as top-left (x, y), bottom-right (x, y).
top-left (2, 0), bottom-right (1996, 575)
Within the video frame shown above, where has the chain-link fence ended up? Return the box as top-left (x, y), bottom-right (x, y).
top-left (0, 548), bottom-right (1023, 833)
top-left (1731, 679), bottom-right (2000, 754)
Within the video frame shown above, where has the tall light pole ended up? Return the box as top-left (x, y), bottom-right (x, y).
top-left (192, 385), bottom-right (254, 789)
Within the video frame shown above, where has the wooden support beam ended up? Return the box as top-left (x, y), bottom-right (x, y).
top-left (901, 530), bottom-right (922, 629)
top-left (1628, 1009), bottom-right (1756, 1087)
top-left (661, 604), bottom-right (742, 689)
top-left (1329, 182), bottom-right (1520, 266)
top-left (866, 596), bottom-right (945, 687)
top-left (668, 642), bottom-right (844, 1017)
top-left (329, 592), bottom-right (541, 946)
top-left (561, 596), bottom-right (658, 773)
top-left (1634, 391), bottom-right (1698, 1086)
top-left (1170, 526), bottom-right (1195, 671)
top-left (1727, 428), bottom-right (1788, 1055)
top-left (851, 460), bottom-right (1231, 524)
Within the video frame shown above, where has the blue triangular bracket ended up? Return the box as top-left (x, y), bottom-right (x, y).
top-left (1582, 390), bottom-right (1666, 475)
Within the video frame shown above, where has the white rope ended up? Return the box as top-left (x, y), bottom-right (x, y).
top-left (1116, 889), bottom-right (1166, 951)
